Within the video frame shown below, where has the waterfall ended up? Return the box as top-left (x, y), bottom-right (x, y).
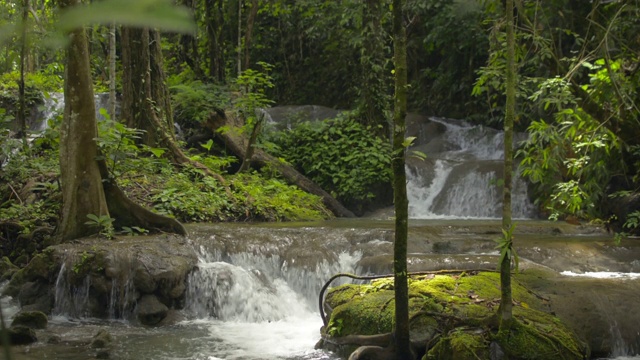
top-left (407, 117), bottom-right (537, 219)
top-left (182, 243), bottom-right (361, 359)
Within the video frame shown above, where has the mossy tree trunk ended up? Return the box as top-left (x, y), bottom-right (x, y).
top-left (58, 0), bottom-right (111, 241)
top-left (499, 0), bottom-right (516, 329)
top-left (391, 0), bottom-right (411, 358)
top-left (57, 0), bottom-right (186, 241)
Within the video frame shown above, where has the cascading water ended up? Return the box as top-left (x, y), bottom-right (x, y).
top-left (181, 241), bottom-right (361, 359)
top-left (407, 117), bottom-right (537, 219)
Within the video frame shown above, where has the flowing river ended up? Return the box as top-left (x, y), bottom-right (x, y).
top-left (3, 106), bottom-right (639, 359)
top-left (2, 220), bottom-right (640, 360)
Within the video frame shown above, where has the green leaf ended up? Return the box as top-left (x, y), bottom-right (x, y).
top-left (58, 0), bottom-right (196, 34)
top-left (402, 136), bottom-right (417, 148)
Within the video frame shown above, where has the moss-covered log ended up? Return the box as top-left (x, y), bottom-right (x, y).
top-left (205, 111), bottom-right (355, 218)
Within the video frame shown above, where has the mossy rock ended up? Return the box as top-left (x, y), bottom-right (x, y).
top-left (323, 272), bottom-right (589, 360)
top-left (11, 310), bottom-right (48, 329)
top-left (0, 256), bottom-right (19, 281)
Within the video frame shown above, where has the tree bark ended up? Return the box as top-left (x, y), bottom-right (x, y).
top-left (121, 26), bottom-right (226, 184)
top-left (391, 0), bottom-right (412, 358)
top-left (121, 27), bottom-right (172, 145)
top-left (205, 112), bottom-right (356, 218)
top-left (58, 0), bottom-right (186, 241)
top-left (360, 0), bottom-right (390, 139)
top-left (108, 22), bottom-right (117, 120)
top-left (205, 0), bottom-right (225, 82)
top-left (499, 0), bottom-right (516, 329)
top-left (17, 0), bottom-right (29, 147)
top-left (58, 0), bottom-right (110, 241)
top-left (243, 0), bottom-right (259, 71)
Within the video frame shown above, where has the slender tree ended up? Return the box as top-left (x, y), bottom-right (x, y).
top-left (499, 0), bottom-right (516, 329)
top-left (359, 0), bottom-right (390, 138)
top-left (205, 0), bottom-right (225, 82)
top-left (108, 22), bottom-right (116, 120)
top-left (17, 0), bottom-right (29, 148)
top-left (391, 0), bottom-right (411, 358)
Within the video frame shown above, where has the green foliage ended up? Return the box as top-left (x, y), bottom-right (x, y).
top-left (232, 62), bottom-right (275, 129)
top-left (84, 214), bottom-right (115, 240)
top-left (517, 81), bottom-right (621, 220)
top-left (170, 79), bottom-right (230, 127)
top-left (272, 112), bottom-right (392, 204)
top-left (120, 226), bottom-right (149, 236)
top-left (494, 224), bottom-right (519, 273)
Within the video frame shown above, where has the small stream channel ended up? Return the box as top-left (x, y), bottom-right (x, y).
top-left (2, 220), bottom-right (640, 360)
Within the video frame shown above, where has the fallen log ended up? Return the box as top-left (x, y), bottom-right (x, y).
top-left (204, 111), bottom-right (356, 218)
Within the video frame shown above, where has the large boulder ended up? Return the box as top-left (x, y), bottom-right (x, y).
top-left (4, 235), bottom-right (197, 324)
top-left (320, 271), bottom-right (589, 360)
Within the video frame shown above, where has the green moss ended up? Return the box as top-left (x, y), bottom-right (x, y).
top-left (426, 329), bottom-right (489, 360)
top-left (327, 289), bottom-right (395, 336)
top-left (324, 272), bottom-right (589, 360)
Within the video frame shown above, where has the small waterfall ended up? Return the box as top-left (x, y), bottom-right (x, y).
top-left (182, 243), bottom-right (360, 359)
top-left (185, 247), bottom-right (361, 319)
top-left (27, 92), bottom-right (117, 133)
top-left (52, 251), bottom-right (137, 320)
top-left (407, 117), bottom-right (537, 219)
top-left (52, 262), bottom-right (92, 318)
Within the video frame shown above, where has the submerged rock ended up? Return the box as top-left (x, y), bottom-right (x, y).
top-left (11, 310), bottom-right (48, 329)
top-left (90, 329), bottom-right (113, 348)
top-left (136, 294), bottom-right (169, 325)
top-left (321, 271), bottom-right (589, 360)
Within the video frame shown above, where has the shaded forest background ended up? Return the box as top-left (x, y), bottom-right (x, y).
top-left (1, 0), bottom-right (640, 254)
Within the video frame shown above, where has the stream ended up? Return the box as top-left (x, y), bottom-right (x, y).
top-left (2, 220), bottom-right (640, 360)
top-left (3, 106), bottom-right (639, 359)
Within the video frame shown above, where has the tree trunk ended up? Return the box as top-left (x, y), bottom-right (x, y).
top-left (391, 0), bottom-right (412, 358)
top-left (121, 26), bottom-right (225, 183)
top-left (359, 0), bottom-right (390, 139)
top-left (205, 112), bottom-right (356, 218)
top-left (17, 0), bottom-right (29, 148)
top-left (121, 27), bottom-right (172, 146)
top-left (243, 0), bottom-right (259, 71)
top-left (499, 0), bottom-right (516, 329)
top-left (58, 0), bottom-right (110, 241)
top-left (205, 0), bottom-right (225, 82)
top-left (237, 0), bottom-right (242, 75)
top-left (108, 22), bottom-right (117, 120)
top-left (58, 0), bottom-right (186, 241)
top-left (178, 0), bottom-right (203, 79)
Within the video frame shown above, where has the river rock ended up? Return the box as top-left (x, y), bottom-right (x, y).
top-left (90, 329), bottom-right (113, 348)
top-left (4, 325), bottom-right (38, 345)
top-left (11, 310), bottom-right (48, 329)
top-left (136, 294), bottom-right (169, 325)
